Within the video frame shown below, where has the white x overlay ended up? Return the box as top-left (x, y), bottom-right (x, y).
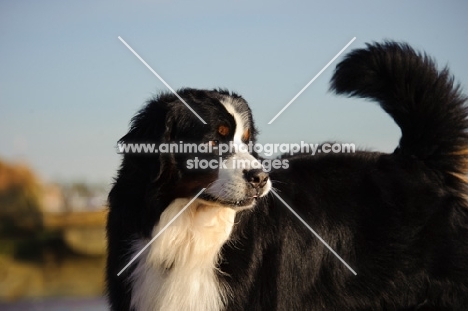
top-left (271, 189), bottom-right (357, 275)
top-left (116, 36), bottom-right (357, 276)
top-left (118, 36), bottom-right (207, 124)
top-left (117, 188), bottom-right (206, 276)
top-left (268, 37), bottom-right (356, 124)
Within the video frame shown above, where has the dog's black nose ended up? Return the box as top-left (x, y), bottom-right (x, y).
top-left (243, 169), bottom-right (269, 189)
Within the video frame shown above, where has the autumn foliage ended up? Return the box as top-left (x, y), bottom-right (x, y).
top-left (0, 159), bottom-right (43, 235)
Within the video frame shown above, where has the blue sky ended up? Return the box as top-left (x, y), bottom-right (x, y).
top-left (1, 0), bottom-right (467, 184)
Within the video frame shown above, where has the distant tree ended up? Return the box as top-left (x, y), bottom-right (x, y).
top-left (0, 159), bottom-right (43, 235)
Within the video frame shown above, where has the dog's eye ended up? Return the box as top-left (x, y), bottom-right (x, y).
top-left (218, 125), bottom-right (230, 136)
top-left (210, 140), bottom-right (219, 146)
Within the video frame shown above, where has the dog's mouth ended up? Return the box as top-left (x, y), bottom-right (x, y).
top-left (200, 193), bottom-right (258, 208)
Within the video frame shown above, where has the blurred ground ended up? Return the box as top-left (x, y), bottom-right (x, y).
top-left (0, 297), bottom-right (107, 311)
top-left (0, 253), bottom-right (105, 301)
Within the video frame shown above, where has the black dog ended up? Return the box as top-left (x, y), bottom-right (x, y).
top-left (106, 42), bottom-right (468, 310)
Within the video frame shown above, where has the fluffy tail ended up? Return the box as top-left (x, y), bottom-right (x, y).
top-left (330, 41), bottom-right (468, 179)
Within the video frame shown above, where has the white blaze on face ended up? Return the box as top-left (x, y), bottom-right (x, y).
top-left (205, 97), bottom-right (271, 204)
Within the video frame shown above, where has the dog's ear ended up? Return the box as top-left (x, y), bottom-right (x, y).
top-left (118, 101), bottom-right (171, 145)
top-left (117, 100), bottom-right (178, 185)
top-left (153, 111), bottom-right (179, 185)
top-left (116, 94), bottom-right (209, 188)
top-left (111, 100), bottom-right (181, 238)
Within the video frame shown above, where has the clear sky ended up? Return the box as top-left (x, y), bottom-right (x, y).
top-left (1, 0), bottom-right (467, 184)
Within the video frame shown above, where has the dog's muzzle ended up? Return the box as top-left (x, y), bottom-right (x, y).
top-left (243, 169), bottom-right (269, 198)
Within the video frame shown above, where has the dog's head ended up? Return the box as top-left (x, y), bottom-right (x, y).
top-left (118, 88), bottom-right (271, 211)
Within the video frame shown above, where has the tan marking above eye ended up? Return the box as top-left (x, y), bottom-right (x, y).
top-left (242, 128), bottom-right (250, 141)
top-left (218, 125), bottom-right (230, 136)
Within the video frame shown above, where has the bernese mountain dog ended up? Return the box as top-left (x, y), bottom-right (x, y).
top-left (106, 41), bottom-right (468, 310)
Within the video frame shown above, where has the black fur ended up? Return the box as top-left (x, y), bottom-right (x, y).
top-left (107, 42), bottom-right (468, 310)
top-left (106, 89), bottom-right (258, 310)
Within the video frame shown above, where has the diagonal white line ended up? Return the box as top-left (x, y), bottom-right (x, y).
top-left (270, 189), bottom-right (357, 275)
top-left (117, 188), bottom-right (206, 276)
top-left (268, 37), bottom-right (356, 124)
top-left (117, 36), bottom-right (207, 124)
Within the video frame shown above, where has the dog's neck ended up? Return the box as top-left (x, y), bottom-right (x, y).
top-left (130, 198), bottom-right (236, 311)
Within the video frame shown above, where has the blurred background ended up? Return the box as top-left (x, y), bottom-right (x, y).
top-left (0, 160), bottom-right (107, 310)
top-left (1, 0), bottom-right (467, 310)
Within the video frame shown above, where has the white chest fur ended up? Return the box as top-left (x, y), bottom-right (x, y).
top-left (130, 198), bottom-right (236, 311)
